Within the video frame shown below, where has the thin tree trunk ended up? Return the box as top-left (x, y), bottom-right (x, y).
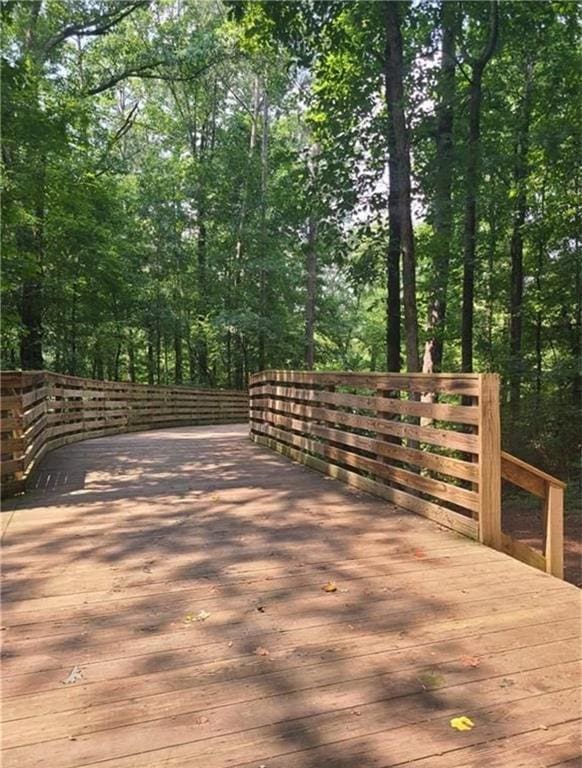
top-left (233, 77), bottom-right (260, 385)
top-left (304, 215), bottom-right (318, 370)
top-left (128, 337), bottom-right (136, 383)
top-left (304, 142), bottom-right (320, 370)
top-left (258, 82), bottom-right (269, 372)
top-left (174, 318), bottom-right (183, 384)
top-left (461, 1), bottom-right (499, 373)
top-left (384, 1), bottom-right (419, 372)
top-left (509, 63), bottom-right (532, 425)
top-left (196, 138), bottom-right (209, 384)
top-left (423, 0), bottom-right (456, 373)
top-left (383, 22), bottom-right (401, 376)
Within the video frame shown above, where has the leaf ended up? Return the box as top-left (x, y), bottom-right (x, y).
top-left (195, 716), bottom-right (209, 725)
top-left (62, 666), bottom-right (83, 685)
top-left (322, 581), bottom-right (337, 592)
top-left (418, 671), bottom-right (445, 689)
top-left (460, 655), bottom-right (481, 668)
top-left (450, 716), bottom-right (475, 731)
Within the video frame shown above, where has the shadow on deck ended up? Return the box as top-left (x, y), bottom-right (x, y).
top-left (1, 424), bottom-right (580, 767)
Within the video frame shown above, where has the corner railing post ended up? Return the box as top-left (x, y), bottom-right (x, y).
top-left (545, 483), bottom-right (564, 579)
top-left (478, 373), bottom-right (502, 549)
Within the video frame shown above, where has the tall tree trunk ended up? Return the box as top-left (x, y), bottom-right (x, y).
top-left (20, 272), bottom-right (43, 369)
top-left (258, 82), bottom-right (269, 372)
top-left (18, 157), bottom-right (45, 370)
top-left (174, 318), bottom-right (183, 384)
top-left (383, 23), bottom-right (401, 375)
top-left (147, 333), bottom-right (155, 385)
top-left (384, 1), bottom-right (419, 372)
top-left (509, 63), bottom-right (532, 425)
top-left (461, 1), bottom-right (499, 373)
top-left (304, 142), bottom-right (320, 370)
top-left (233, 77), bottom-right (260, 385)
top-left (196, 139), bottom-right (209, 384)
top-left (15, 2), bottom-right (44, 370)
top-left (572, 203), bottom-right (581, 408)
top-left (304, 215), bottom-right (318, 370)
top-left (128, 337), bottom-right (136, 383)
top-left (423, 0), bottom-right (456, 373)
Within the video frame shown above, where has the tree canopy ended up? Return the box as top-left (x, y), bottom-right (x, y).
top-left (1, 0), bottom-right (580, 477)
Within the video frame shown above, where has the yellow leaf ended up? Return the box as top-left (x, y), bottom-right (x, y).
top-left (322, 581), bottom-right (337, 592)
top-left (450, 716), bottom-right (475, 732)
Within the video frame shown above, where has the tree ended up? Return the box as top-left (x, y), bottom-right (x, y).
top-left (460, 0), bottom-right (499, 373)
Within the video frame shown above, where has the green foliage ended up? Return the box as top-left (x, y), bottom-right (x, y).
top-left (1, 0), bottom-right (580, 477)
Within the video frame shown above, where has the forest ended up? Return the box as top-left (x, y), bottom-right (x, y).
top-left (1, 0), bottom-right (580, 482)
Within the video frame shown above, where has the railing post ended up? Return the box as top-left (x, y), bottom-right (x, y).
top-left (478, 373), bottom-right (502, 549)
top-left (545, 483), bottom-right (564, 579)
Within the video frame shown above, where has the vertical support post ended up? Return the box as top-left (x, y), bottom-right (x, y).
top-left (478, 373), bottom-right (502, 549)
top-left (545, 483), bottom-right (564, 579)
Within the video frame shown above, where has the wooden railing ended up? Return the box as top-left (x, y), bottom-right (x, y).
top-left (500, 451), bottom-right (565, 579)
top-left (0, 371), bottom-right (247, 498)
top-left (249, 370), bottom-right (565, 578)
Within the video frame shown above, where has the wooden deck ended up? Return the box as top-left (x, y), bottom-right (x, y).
top-left (1, 424), bottom-right (580, 767)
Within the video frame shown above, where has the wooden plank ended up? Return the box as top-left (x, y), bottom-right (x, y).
top-left (500, 532), bottom-right (546, 572)
top-left (501, 452), bottom-right (548, 497)
top-left (250, 370), bottom-right (479, 395)
top-left (502, 450), bottom-right (566, 491)
top-left (253, 370), bottom-right (481, 396)
top-left (251, 398), bottom-right (480, 453)
top-left (545, 484), bottom-right (564, 579)
top-left (478, 374), bottom-right (502, 549)
top-left (266, 385), bottom-right (479, 426)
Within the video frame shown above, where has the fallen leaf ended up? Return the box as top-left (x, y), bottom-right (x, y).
top-left (418, 671), bottom-right (444, 689)
top-left (450, 716), bottom-right (475, 732)
top-left (460, 655), bottom-right (481, 668)
top-left (63, 666), bottom-right (83, 685)
top-left (322, 581), bottom-right (337, 593)
top-left (254, 646), bottom-right (270, 656)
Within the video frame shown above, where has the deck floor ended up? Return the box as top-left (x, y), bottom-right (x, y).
top-left (1, 424), bottom-right (581, 767)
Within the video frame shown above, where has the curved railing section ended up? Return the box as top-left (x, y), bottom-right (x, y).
top-left (0, 370), bottom-right (247, 498)
top-left (249, 370), bottom-right (565, 579)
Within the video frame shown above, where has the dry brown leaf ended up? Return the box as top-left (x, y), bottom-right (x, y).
top-left (322, 581), bottom-right (337, 593)
top-left (196, 716), bottom-right (209, 725)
